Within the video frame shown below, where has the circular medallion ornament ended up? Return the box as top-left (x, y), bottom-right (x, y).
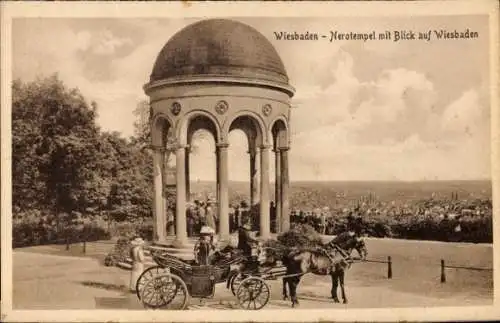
top-left (262, 104), bottom-right (272, 116)
top-left (215, 100), bottom-right (229, 115)
top-left (171, 102), bottom-right (181, 116)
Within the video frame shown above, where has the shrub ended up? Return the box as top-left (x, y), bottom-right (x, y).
top-left (12, 222), bottom-right (110, 248)
top-left (104, 237), bottom-right (131, 266)
top-left (12, 211), bottom-right (111, 248)
top-left (109, 222), bottom-right (153, 241)
top-left (290, 211), bottom-right (492, 244)
top-left (277, 223), bottom-right (323, 248)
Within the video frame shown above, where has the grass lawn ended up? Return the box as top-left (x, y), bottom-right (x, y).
top-left (346, 237), bottom-right (492, 301)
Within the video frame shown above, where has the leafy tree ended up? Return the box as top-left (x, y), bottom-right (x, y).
top-left (131, 99), bottom-right (151, 148)
top-left (12, 79), bottom-right (47, 213)
top-left (13, 74), bottom-right (103, 220)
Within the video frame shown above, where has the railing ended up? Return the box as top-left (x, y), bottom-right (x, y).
top-left (440, 259), bottom-right (493, 283)
top-left (361, 256), bottom-right (393, 279)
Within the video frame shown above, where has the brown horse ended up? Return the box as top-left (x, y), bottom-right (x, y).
top-left (263, 232), bottom-right (367, 307)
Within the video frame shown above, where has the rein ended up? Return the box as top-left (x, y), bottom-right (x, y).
top-left (322, 240), bottom-right (358, 267)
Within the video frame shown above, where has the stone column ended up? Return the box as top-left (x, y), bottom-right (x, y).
top-left (161, 150), bottom-right (171, 240)
top-left (274, 149), bottom-right (282, 233)
top-left (216, 147), bottom-right (220, 204)
top-left (280, 147), bottom-right (290, 232)
top-left (259, 145), bottom-right (271, 239)
top-left (153, 146), bottom-right (165, 242)
top-left (185, 146), bottom-right (190, 202)
top-left (174, 145), bottom-right (188, 247)
top-left (249, 149), bottom-right (259, 206)
top-left (217, 143), bottom-right (230, 241)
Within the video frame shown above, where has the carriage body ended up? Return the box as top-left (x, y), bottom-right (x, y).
top-left (151, 252), bottom-right (232, 298)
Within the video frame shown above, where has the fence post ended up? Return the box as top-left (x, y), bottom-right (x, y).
top-left (441, 259), bottom-right (446, 283)
top-left (387, 256), bottom-right (392, 279)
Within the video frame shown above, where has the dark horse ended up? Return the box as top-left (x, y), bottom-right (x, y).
top-left (263, 232), bottom-right (367, 307)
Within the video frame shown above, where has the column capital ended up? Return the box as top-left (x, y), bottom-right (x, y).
top-left (259, 144), bottom-right (272, 150)
top-left (278, 146), bottom-right (290, 152)
top-left (150, 145), bottom-right (166, 153)
top-left (173, 143), bottom-right (187, 150)
top-left (216, 143), bottom-right (230, 149)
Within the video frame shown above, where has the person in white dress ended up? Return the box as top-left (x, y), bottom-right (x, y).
top-left (129, 236), bottom-right (145, 293)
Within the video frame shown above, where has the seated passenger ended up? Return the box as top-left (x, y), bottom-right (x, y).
top-left (237, 220), bottom-right (258, 258)
top-left (194, 225), bottom-right (216, 265)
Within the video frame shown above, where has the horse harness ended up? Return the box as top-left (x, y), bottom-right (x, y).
top-left (320, 243), bottom-right (353, 269)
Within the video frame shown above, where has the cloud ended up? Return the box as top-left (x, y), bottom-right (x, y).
top-left (91, 29), bottom-right (133, 56)
top-left (286, 51), bottom-right (490, 181)
top-left (441, 89), bottom-right (485, 135)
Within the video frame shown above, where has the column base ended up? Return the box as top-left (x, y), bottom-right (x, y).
top-left (152, 239), bottom-right (170, 247)
top-left (172, 237), bottom-right (189, 249)
top-left (258, 232), bottom-right (271, 241)
top-left (217, 234), bottom-right (231, 247)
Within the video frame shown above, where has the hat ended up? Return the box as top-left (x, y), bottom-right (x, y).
top-left (130, 237), bottom-right (145, 246)
top-left (240, 201), bottom-right (249, 208)
top-left (200, 226), bottom-right (215, 235)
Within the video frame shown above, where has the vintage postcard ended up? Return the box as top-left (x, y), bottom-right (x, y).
top-left (1, 0), bottom-right (499, 322)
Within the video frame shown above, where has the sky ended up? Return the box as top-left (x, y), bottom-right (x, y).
top-left (12, 16), bottom-right (491, 182)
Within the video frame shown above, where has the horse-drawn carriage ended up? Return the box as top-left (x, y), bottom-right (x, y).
top-left (135, 232), bottom-right (367, 310)
top-left (136, 244), bottom-right (274, 310)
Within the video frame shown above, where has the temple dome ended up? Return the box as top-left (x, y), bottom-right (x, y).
top-left (149, 19), bottom-right (292, 95)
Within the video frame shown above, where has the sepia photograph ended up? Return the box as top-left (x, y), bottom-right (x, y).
top-left (1, 1), bottom-right (499, 322)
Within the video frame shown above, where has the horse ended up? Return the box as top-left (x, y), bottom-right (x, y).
top-left (262, 232), bottom-right (367, 307)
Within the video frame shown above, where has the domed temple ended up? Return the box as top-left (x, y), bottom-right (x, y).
top-left (144, 19), bottom-right (295, 247)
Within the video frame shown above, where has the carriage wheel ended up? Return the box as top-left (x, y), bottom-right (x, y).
top-left (236, 277), bottom-right (270, 310)
top-left (140, 273), bottom-right (190, 310)
top-left (230, 272), bottom-right (245, 296)
top-left (136, 266), bottom-right (170, 300)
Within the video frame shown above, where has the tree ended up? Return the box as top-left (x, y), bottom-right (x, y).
top-left (132, 99), bottom-right (151, 148)
top-left (12, 79), bottom-right (47, 213)
top-left (13, 74), bottom-right (103, 220)
top-left (99, 131), bottom-right (153, 222)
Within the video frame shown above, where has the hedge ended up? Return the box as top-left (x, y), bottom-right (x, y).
top-left (13, 222), bottom-right (110, 248)
top-left (315, 213), bottom-right (492, 243)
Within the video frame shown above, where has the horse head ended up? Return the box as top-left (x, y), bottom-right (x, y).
top-left (327, 232), bottom-right (368, 261)
top-left (353, 238), bottom-right (368, 260)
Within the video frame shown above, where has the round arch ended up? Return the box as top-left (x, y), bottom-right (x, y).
top-left (178, 110), bottom-right (222, 146)
top-left (151, 113), bottom-right (174, 147)
top-left (270, 115), bottom-right (289, 150)
top-left (223, 110), bottom-right (268, 147)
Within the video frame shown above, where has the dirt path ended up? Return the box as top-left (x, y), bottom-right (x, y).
top-left (12, 251), bottom-right (492, 310)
